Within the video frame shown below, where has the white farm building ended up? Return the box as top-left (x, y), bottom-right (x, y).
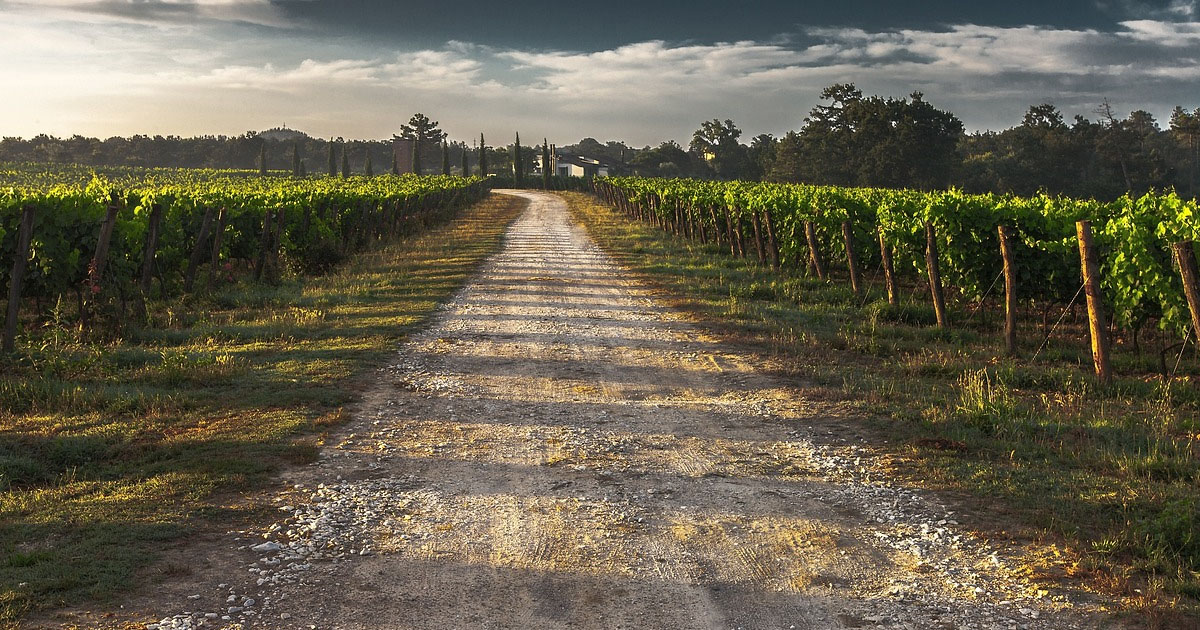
top-left (537, 151), bottom-right (611, 178)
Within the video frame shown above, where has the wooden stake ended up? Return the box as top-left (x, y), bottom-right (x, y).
top-left (751, 210), bottom-right (766, 264)
top-left (842, 221), bottom-right (861, 296)
top-left (207, 207), bottom-right (227, 289)
top-left (1077, 220), bottom-right (1113, 385)
top-left (90, 204), bottom-right (120, 280)
top-left (184, 206), bottom-right (215, 292)
top-left (762, 210), bottom-right (780, 270)
top-left (139, 204), bottom-right (164, 295)
top-left (1172, 240), bottom-right (1200, 343)
top-left (999, 225), bottom-right (1018, 355)
top-left (805, 221), bottom-right (827, 280)
top-left (254, 210), bottom-right (272, 281)
top-left (925, 221), bottom-right (948, 327)
top-left (878, 227), bottom-right (898, 306)
top-left (3, 207), bottom-right (34, 353)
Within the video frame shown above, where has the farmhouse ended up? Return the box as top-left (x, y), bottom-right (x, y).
top-left (537, 151), bottom-right (611, 178)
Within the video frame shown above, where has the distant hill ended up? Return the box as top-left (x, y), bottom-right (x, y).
top-left (257, 127), bottom-right (309, 142)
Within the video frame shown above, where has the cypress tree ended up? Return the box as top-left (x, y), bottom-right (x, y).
top-left (391, 147), bottom-right (399, 175)
top-left (513, 132), bottom-right (523, 187)
top-left (327, 140), bottom-right (336, 176)
top-left (442, 141), bottom-right (450, 176)
top-left (258, 142), bottom-right (268, 176)
top-left (341, 146), bottom-right (350, 177)
top-left (364, 152), bottom-right (373, 177)
top-left (461, 146), bottom-right (469, 176)
top-left (542, 138), bottom-right (551, 190)
top-left (291, 142), bottom-right (301, 177)
top-left (299, 159), bottom-right (307, 177)
top-left (411, 140), bottom-right (422, 175)
top-left (479, 133), bottom-right (488, 177)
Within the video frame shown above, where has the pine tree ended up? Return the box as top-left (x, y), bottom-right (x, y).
top-left (291, 143), bottom-right (301, 177)
top-left (479, 133), bottom-right (488, 177)
top-left (412, 140), bottom-right (422, 175)
top-left (513, 132), bottom-right (523, 187)
top-left (542, 138), bottom-right (551, 190)
top-left (258, 142), bottom-right (268, 176)
top-left (341, 146), bottom-right (350, 178)
top-left (327, 141), bottom-right (336, 176)
top-left (364, 151), bottom-right (373, 177)
top-left (461, 146), bottom-right (469, 176)
top-left (442, 141), bottom-right (450, 176)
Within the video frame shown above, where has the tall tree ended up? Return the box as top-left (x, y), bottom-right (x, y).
top-left (327, 140), bottom-right (336, 176)
top-left (1171, 106), bottom-right (1200, 198)
top-left (442, 141), bottom-right (450, 176)
top-left (513, 132), bottom-right (524, 186)
top-left (258, 142), bottom-right (268, 176)
top-left (291, 142), bottom-right (301, 177)
top-left (391, 147), bottom-right (399, 175)
top-left (364, 151), bottom-right (373, 177)
top-left (542, 138), bottom-right (551, 190)
top-left (479, 133), bottom-right (488, 177)
top-left (340, 146), bottom-right (350, 178)
top-left (397, 113), bottom-right (446, 175)
top-left (461, 145), bottom-right (470, 176)
top-left (689, 119), bottom-right (748, 180)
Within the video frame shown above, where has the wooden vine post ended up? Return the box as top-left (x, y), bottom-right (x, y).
top-left (1172, 241), bottom-right (1200, 343)
top-left (183, 206), bottom-right (215, 292)
top-left (139, 204), bottom-right (164, 295)
top-left (1076, 220), bottom-right (1113, 385)
top-left (804, 221), bottom-right (827, 280)
top-left (761, 210), bottom-right (780, 270)
top-left (254, 210), bottom-right (273, 281)
top-left (842, 221), bottom-right (861, 296)
top-left (207, 207), bottom-right (228, 289)
top-left (91, 203), bottom-right (120, 280)
top-left (877, 228), bottom-right (898, 306)
top-left (998, 225), bottom-right (1018, 355)
top-left (925, 221), bottom-right (948, 327)
top-left (3, 207), bottom-right (35, 353)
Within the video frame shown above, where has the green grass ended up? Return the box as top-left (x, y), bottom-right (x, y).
top-left (0, 193), bottom-right (525, 627)
top-left (562, 191), bottom-right (1200, 620)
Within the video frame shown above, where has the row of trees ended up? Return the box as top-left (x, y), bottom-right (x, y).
top-left (626, 84), bottom-right (1199, 200)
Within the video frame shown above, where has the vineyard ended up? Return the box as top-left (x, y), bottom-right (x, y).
top-left (594, 177), bottom-right (1200, 382)
top-left (0, 165), bottom-right (489, 350)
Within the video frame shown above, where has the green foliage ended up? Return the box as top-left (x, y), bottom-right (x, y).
top-left (599, 176), bottom-right (1200, 343)
top-left (0, 168), bottom-right (490, 329)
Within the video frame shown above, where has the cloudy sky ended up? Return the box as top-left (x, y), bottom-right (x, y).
top-left (2, 0), bottom-right (1199, 146)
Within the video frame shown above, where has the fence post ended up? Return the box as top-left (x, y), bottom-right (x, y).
top-left (842, 221), bottom-right (861, 296)
top-left (207, 207), bottom-right (228, 289)
top-left (184, 206), bottom-right (215, 292)
top-left (1172, 241), bottom-right (1200, 345)
top-left (1077, 220), bottom-right (1113, 385)
top-left (878, 227), bottom-right (898, 306)
top-left (139, 204), bottom-right (164, 296)
top-left (805, 221), bottom-right (827, 280)
top-left (925, 221), bottom-right (948, 327)
top-left (3, 207), bottom-right (35, 353)
top-left (999, 225), bottom-right (1018, 355)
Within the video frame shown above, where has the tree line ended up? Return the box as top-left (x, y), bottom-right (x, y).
top-left (632, 83), bottom-right (1200, 201)
top-left (4, 89), bottom-right (1197, 199)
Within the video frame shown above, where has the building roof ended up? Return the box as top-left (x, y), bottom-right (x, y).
top-left (555, 152), bottom-right (612, 168)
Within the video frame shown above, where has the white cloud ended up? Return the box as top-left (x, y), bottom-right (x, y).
top-left (1, 8), bottom-right (1198, 144)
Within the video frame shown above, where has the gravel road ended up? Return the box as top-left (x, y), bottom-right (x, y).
top-left (149, 191), bottom-right (1126, 629)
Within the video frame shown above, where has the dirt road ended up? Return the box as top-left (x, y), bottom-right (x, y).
top-left (149, 191), bottom-right (1122, 629)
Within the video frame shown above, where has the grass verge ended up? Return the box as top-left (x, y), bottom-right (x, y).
top-left (0, 193), bottom-right (525, 627)
top-left (562, 190), bottom-right (1200, 623)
